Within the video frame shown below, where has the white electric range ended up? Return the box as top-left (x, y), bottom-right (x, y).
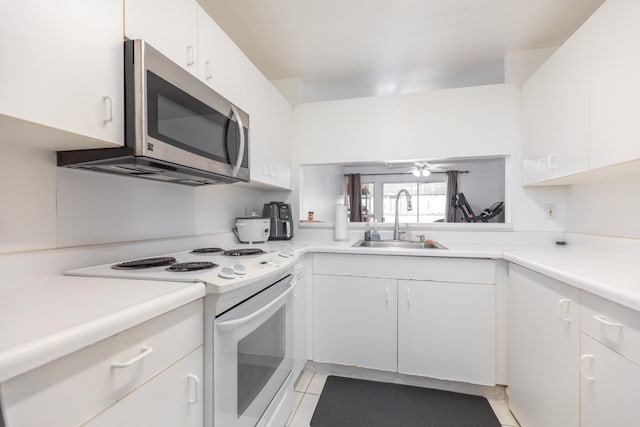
top-left (65, 246), bottom-right (298, 314)
top-left (65, 245), bottom-right (300, 427)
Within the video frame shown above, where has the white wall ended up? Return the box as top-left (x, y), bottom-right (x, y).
top-left (505, 48), bottom-right (557, 87)
top-left (293, 84), bottom-right (521, 164)
top-left (292, 84), bottom-right (567, 232)
top-left (566, 173), bottom-right (640, 239)
top-left (299, 165), bottom-right (345, 221)
top-left (0, 139), bottom-right (287, 254)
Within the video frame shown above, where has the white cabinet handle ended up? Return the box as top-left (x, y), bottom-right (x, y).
top-left (536, 158), bottom-right (547, 172)
top-left (186, 46), bottom-right (195, 66)
top-left (102, 96), bottom-right (114, 123)
top-left (385, 286), bottom-right (390, 307)
top-left (406, 288), bottom-right (411, 308)
top-left (205, 60), bottom-right (213, 80)
top-left (187, 374), bottom-right (200, 404)
top-left (581, 354), bottom-right (596, 381)
top-left (547, 154), bottom-right (557, 170)
top-left (217, 283), bottom-right (294, 331)
top-left (558, 299), bottom-right (572, 322)
top-left (111, 346), bottom-right (153, 368)
top-left (593, 314), bottom-right (623, 328)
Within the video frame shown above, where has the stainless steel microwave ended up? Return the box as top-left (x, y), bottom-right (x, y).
top-left (58, 40), bottom-right (250, 186)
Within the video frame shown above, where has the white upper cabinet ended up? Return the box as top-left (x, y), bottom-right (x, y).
top-left (589, 0), bottom-right (640, 169)
top-left (241, 62), bottom-right (293, 189)
top-left (0, 0), bottom-right (124, 148)
top-left (522, 0), bottom-right (640, 185)
top-left (197, 5), bottom-right (244, 105)
top-left (125, 0), bottom-right (198, 75)
top-left (521, 24), bottom-right (589, 185)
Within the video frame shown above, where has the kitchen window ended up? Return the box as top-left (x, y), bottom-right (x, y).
top-left (382, 182), bottom-right (446, 223)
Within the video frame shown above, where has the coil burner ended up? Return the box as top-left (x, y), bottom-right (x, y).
top-left (112, 257), bottom-right (177, 270)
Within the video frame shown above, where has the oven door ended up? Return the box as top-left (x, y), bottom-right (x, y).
top-left (213, 275), bottom-right (295, 427)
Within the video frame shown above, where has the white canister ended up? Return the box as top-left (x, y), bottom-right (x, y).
top-left (233, 217), bottom-right (271, 243)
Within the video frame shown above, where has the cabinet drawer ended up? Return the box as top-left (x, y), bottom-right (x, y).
top-left (82, 347), bottom-right (203, 427)
top-left (313, 254), bottom-right (496, 284)
top-left (582, 292), bottom-right (640, 365)
top-left (1, 300), bottom-right (203, 427)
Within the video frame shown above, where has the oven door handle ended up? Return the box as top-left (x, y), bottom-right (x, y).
top-left (230, 104), bottom-right (245, 177)
top-left (217, 282), bottom-right (295, 332)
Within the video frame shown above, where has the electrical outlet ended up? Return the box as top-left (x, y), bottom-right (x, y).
top-left (544, 203), bottom-right (556, 220)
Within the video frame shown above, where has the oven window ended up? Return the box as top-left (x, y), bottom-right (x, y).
top-left (237, 306), bottom-right (286, 417)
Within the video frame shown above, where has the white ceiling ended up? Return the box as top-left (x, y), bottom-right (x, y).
top-left (200, 0), bottom-right (605, 101)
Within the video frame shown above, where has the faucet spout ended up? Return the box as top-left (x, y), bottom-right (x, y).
top-left (394, 189), bottom-right (413, 240)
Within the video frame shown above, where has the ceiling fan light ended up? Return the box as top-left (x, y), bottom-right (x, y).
top-left (412, 169), bottom-right (421, 177)
top-left (422, 169), bottom-right (431, 177)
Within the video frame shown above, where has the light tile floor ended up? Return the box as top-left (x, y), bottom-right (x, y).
top-left (286, 370), bottom-right (520, 427)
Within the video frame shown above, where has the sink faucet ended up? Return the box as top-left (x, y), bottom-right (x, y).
top-left (393, 189), bottom-right (413, 240)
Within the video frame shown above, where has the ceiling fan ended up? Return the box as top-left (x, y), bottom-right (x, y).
top-left (385, 161), bottom-right (455, 177)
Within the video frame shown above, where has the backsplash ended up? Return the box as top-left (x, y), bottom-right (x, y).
top-left (0, 140), bottom-right (290, 254)
top-left (566, 173), bottom-right (640, 239)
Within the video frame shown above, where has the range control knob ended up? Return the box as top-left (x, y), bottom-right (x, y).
top-left (218, 266), bottom-right (235, 279)
top-left (232, 263), bottom-right (246, 275)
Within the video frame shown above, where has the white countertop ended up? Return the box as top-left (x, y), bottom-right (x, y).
top-left (293, 236), bottom-right (640, 313)
top-left (1, 232), bottom-right (638, 384)
top-left (297, 240), bottom-right (505, 259)
top-left (504, 245), bottom-right (640, 312)
top-left (0, 276), bottom-right (205, 382)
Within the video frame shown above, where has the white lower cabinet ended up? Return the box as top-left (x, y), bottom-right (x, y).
top-left (312, 254), bottom-right (498, 384)
top-left (84, 347), bottom-right (203, 427)
top-left (313, 275), bottom-right (398, 371)
top-left (397, 280), bottom-right (495, 385)
top-left (293, 258), bottom-right (310, 379)
top-left (581, 334), bottom-right (640, 427)
top-left (507, 264), bottom-right (580, 427)
top-left (580, 291), bottom-right (640, 427)
top-left (1, 300), bottom-right (203, 427)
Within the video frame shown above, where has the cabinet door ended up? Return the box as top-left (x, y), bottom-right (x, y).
top-left (508, 264), bottom-right (580, 427)
top-left (83, 347), bottom-right (203, 427)
top-left (241, 63), bottom-right (293, 189)
top-left (397, 280), bottom-right (495, 385)
top-left (589, 0), bottom-right (640, 168)
top-left (0, 0), bottom-right (124, 147)
top-left (197, 5), bottom-right (245, 104)
top-left (521, 24), bottom-right (589, 184)
top-left (581, 333), bottom-right (640, 427)
top-left (293, 262), bottom-right (309, 379)
top-left (313, 275), bottom-right (397, 371)
top-left (124, 0), bottom-right (198, 75)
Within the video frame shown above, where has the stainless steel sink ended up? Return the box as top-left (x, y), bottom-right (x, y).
top-left (352, 240), bottom-right (448, 250)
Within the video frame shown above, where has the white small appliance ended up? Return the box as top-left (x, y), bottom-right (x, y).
top-left (233, 216), bottom-right (271, 243)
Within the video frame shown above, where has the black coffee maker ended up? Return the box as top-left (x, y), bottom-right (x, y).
top-left (262, 202), bottom-right (293, 240)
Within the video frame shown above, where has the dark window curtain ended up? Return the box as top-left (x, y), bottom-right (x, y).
top-left (445, 171), bottom-right (459, 223)
top-left (347, 173), bottom-right (362, 222)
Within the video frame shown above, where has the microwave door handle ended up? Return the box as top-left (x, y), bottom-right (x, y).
top-left (230, 104), bottom-right (245, 177)
top-left (216, 282), bottom-right (295, 332)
